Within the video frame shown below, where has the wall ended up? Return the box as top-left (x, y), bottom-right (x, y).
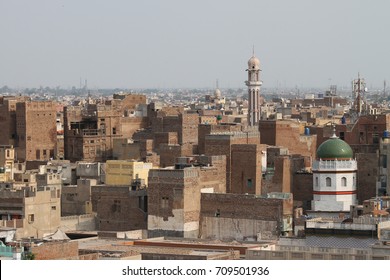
top-left (93, 186), bottom-right (147, 231)
top-left (32, 241), bottom-right (79, 260)
top-left (200, 193), bottom-right (290, 241)
top-left (16, 101), bottom-right (57, 162)
top-left (231, 144), bottom-right (264, 195)
top-left (356, 153), bottom-right (377, 203)
top-left (60, 214), bottom-right (97, 231)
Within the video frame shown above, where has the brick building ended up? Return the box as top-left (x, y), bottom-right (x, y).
top-left (147, 155), bottom-right (226, 238)
top-left (16, 101), bottom-right (57, 162)
top-left (259, 119), bottom-right (317, 159)
top-left (0, 98), bottom-right (57, 162)
top-left (199, 192), bottom-right (293, 241)
top-left (231, 144), bottom-right (265, 195)
top-left (204, 131), bottom-right (260, 193)
top-left (92, 186), bottom-right (148, 231)
top-left (64, 94), bottom-right (147, 162)
top-left (0, 96), bottom-right (29, 147)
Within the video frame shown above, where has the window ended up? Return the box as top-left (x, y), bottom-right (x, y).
top-left (36, 149), bottom-right (40, 159)
top-left (51, 206), bottom-right (56, 210)
top-left (247, 179), bottom-right (253, 188)
top-left (112, 127), bottom-right (116, 135)
top-left (339, 132), bottom-right (345, 140)
top-left (326, 177), bottom-right (331, 187)
top-left (315, 177), bottom-right (319, 187)
top-left (161, 197), bottom-right (169, 209)
top-left (28, 214), bottom-right (34, 223)
top-left (341, 177), bottom-right (347, 187)
top-left (373, 133), bottom-right (379, 144)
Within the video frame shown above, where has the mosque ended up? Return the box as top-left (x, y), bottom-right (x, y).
top-left (312, 127), bottom-right (357, 213)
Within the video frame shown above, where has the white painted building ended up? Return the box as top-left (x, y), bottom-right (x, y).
top-left (312, 132), bottom-right (357, 212)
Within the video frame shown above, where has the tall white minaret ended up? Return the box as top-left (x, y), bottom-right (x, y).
top-left (245, 50), bottom-right (262, 126)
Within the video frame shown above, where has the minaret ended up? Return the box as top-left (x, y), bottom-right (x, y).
top-left (245, 50), bottom-right (262, 126)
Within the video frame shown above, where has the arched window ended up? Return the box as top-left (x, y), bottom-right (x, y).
top-left (326, 177), bottom-right (331, 187)
top-left (341, 177), bottom-right (347, 187)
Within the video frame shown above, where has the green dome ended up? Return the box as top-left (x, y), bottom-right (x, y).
top-left (317, 137), bottom-right (353, 160)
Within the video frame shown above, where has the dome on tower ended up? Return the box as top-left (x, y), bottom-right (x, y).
top-left (214, 88), bottom-right (221, 98)
top-left (316, 136), bottom-right (353, 160)
top-left (248, 55), bottom-right (260, 70)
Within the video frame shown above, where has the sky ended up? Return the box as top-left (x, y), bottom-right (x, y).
top-left (1, 0), bottom-right (390, 89)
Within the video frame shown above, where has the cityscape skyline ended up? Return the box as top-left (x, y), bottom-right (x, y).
top-left (1, 1), bottom-right (390, 89)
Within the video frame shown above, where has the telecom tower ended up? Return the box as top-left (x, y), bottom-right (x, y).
top-left (352, 73), bottom-right (366, 116)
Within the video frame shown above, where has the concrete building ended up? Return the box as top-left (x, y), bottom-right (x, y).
top-left (105, 160), bottom-right (153, 186)
top-left (0, 145), bottom-right (14, 182)
top-left (0, 186), bottom-right (61, 239)
top-left (76, 162), bottom-right (105, 184)
top-left (61, 179), bottom-right (96, 216)
top-left (312, 131), bottom-right (357, 212)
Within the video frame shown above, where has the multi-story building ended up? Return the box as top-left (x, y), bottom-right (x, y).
top-left (0, 145), bottom-right (15, 182)
top-left (0, 186), bottom-right (61, 239)
top-left (204, 130), bottom-right (260, 193)
top-left (147, 155), bottom-right (226, 238)
top-left (64, 94), bottom-right (147, 162)
top-left (15, 101), bottom-right (57, 162)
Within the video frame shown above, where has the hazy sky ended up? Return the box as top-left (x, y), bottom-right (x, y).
top-left (1, 0), bottom-right (390, 89)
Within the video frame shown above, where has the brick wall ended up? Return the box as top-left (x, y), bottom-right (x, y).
top-left (93, 186), bottom-right (147, 231)
top-left (356, 153), bottom-right (378, 203)
top-left (32, 241), bottom-right (79, 260)
top-left (231, 144), bottom-right (263, 195)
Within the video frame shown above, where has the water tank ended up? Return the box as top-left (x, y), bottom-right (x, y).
top-left (383, 130), bottom-right (390, 138)
top-left (341, 116), bottom-right (346, 124)
top-left (304, 127), bottom-right (310, 136)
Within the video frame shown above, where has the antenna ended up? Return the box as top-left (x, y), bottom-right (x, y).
top-left (252, 45), bottom-right (255, 56)
top-left (216, 79), bottom-right (219, 89)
